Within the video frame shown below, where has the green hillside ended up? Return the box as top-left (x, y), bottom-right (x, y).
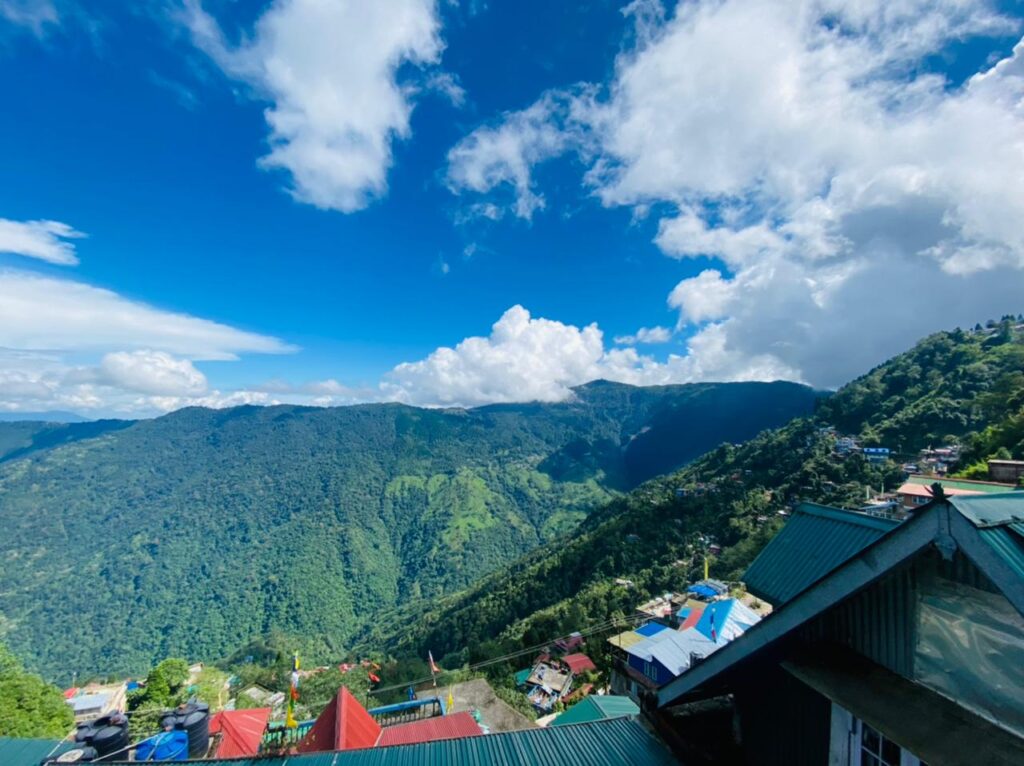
top-left (365, 321), bottom-right (1024, 666)
top-left (0, 380), bottom-right (815, 680)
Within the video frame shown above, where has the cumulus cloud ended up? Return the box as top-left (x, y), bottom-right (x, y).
top-left (95, 350), bottom-right (207, 396)
top-left (381, 305), bottom-right (791, 407)
top-left (182, 0), bottom-right (444, 212)
top-left (614, 325), bottom-right (672, 345)
top-left (0, 218), bottom-right (85, 265)
top-left (444, 0), bottom-right (1024, 388)
top-left (446, 91), bottom-right (589, 219)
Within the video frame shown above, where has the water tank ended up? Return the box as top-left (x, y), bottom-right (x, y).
top-left (73, 715), bottom-right (129, 759)
top-left (44, 745), bottom-right (98, 763)
top-left (160, 701), bottom-right (210, 757)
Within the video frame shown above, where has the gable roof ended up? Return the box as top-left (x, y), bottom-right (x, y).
top-left (743, 502), bottom-right (898, 604)
top-left (635, 622), bottom-right (669, 638)
top-left (297, 686), bottom-right (381, 752)
top-left (209, 707), bottom-right (271, 757)
top-left (657, 493), bottom-right (1024, 708)
top-left (563, 653), bottom-right (597, 674)
top-left (95, 717), bottom-right (677, 766)
top-left (692, 599), bottom-right (760, 641)
top-left (376, 711), bottom-right (482, 747)
top-left (679, 604), bottom-right (705, 630)
top-left (607, 630), bottom-right (645, 650)
top-left (551, 695), bottom-right (639, 726)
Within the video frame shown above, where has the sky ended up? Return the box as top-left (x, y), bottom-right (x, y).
top-left (0, 0), bottom-right (1022, 417)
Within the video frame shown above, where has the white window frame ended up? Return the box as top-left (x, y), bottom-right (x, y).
top-left (829, 703), bottom-right (927, 766)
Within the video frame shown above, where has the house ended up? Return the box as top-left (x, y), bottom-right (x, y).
top-left (65, 682), bottom-right (127, 722)
top-left (562, 653), bottom-right (597, 675)
top-left (524, 662), bottom-right (573, 711)
top-left (208, 707), bottom-right (271, 758)
top-left (989, 459), bottom-right (1024, 484)
top-left (24, 717), bottom-right (678, 766)
top-left (862, 447), bottom-right (891, 464)
top-left (651, 491), bottom-right (1024, 766)
top-left (897, 475), bottom-right (1014, 509)
top-left (554, 631), bottom-right (584, 653)
top-left (551, 695), bottom-right (640, 727)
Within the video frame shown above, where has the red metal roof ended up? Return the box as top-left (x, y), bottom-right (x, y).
top-left (209, 707), bottom-right (271, 758)
top-left (376, 711), bottom-right (482, 747)
top-left (680, 605), bottom-right (705, 631)
top-left (297, 687), bottom-right (381, 752)
top-left (63, 687), bottom-right (79, 699)
top-left (562, 653), bottom-right (597, 674)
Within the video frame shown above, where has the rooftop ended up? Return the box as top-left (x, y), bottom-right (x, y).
top-left (743, 502), bottom-right (898, 605)
top-left (551, 695), bottom-right (639, 727)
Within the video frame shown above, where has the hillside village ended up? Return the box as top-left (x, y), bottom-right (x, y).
top-left (1, 323), bottom-right (1023, 764)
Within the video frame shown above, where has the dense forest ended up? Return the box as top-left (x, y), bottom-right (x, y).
top-left (361, 320), bottom-right (1024, 668)
top-left (0, 380), bottom-right (816, 680)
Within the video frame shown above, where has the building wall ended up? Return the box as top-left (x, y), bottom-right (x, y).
top-left (734, 666), bottom-right (831, 766)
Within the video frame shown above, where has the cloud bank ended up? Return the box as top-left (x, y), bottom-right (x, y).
top-left (446, 0), bottom-right (1024, 388)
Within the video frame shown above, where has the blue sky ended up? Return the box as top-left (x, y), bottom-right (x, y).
top-left (1, 0), bottom-right (1023, 415)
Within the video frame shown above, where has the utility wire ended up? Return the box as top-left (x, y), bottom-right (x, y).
top-left (367, 613), bottom-right (645, 696)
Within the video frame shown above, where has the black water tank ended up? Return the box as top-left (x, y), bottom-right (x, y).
top-left (40, 745), bottom-right (97, 763)
top-left (73, 715), bottom-right (129, 759)
top-left (160, 701), bottom-right (210, 757)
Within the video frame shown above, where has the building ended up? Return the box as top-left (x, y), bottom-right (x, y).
top-left (524, 661), bottom-right (574, 711)
top-left (611, 599), bottom-right (760, 704)
top-left (554, 631), bottom-right (584, 652)
top-left (989, 459), bottom-right (1024, 484)
top-left (208, 707), bottom-right (271, 758)
top-left (862, 447), bottom-right (891, 464)
top-left (64, 682), bottom-right (127, 722)
top-left (896, 475), bottom-right (1014, 510)
top-left (652, 492), bottom-right (1024, 766)
top-left (551, 695), bottom-right (640, 727)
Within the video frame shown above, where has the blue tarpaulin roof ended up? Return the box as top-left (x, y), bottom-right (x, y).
top-left (635, 622), bottom-right (669, 637)
top-left (687, 584), bottom-right (717, 598)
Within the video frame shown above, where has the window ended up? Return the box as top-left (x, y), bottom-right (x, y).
top-left (860, 722), bottom-right (900, 766)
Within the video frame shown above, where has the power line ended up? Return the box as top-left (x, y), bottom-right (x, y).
top-left (367, 613), bottom-right (644, 696)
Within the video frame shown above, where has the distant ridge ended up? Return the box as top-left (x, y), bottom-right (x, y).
top-left (0, 410), bottom-right (89, 423)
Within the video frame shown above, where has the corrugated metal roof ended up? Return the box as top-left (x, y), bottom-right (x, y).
top-left (298, 687), bottom-right (381, 753)
top-left (551, 695), bottom-right (639, 726)
top-left (99, 717), bottom-right (675, 765)
top-left (978, 523), bottom-right (1024, 579)
top-left (635, 622), bottom-right (669, 637)
top-left (949, 493), bottom-right (1024, 528)
top-left (562, 653), bottom-right (596, 674)
top-left (376, 712), bottom-right (481, 747)
top-left (0, 736), bottom-right (75, 766)
top-left (743, 502), bottom-right (898, 605)
top-left (607, 630), bottom-right (645, 649)
top-left (513, 668), bottom-right (532, 685)
top-left (906, 476), bottom-right (1013, 494)
top-left (210, 707), bottom-right (272, 757)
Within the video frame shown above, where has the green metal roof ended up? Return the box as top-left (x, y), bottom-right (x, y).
top-left (743, 502), bottom-right (898, 605)
top-left (907, 476), bottom-right (1013, 494)
top-left (513, 668), bottom-right (532, 685)
top-left (0, 736), bottom-right (75, 766)
top-left (978, 523), bottom-right (1024, 580)
top-left (93, 717), bottom-right (674, 766)
top-left (948, 492), bottom-right (1024, 528)
top-left (551, 695), bottom-right (640, 727)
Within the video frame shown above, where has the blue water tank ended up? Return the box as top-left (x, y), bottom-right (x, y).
top-left (134, 730), bottom-right (189, 761)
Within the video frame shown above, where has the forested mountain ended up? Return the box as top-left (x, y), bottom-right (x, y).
top-left (0, 380), bottom-right (816, 680)
top-left (364, 320), bottom-right (1024, 667)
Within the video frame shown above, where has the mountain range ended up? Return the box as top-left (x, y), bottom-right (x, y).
top-left (0, 380), bottom-right (817, 680)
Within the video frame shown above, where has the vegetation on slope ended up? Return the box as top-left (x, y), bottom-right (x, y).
top-left (0, 643), bottom-right (74, 738)
top-left (364, 321), bottom-right (1024, 668)
top-left (0, 380), bottom-right (815, 680)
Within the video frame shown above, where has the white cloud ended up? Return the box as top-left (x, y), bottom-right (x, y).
top-left (614, 325), bottom-right (672, 345)
top-left (0, 270), bottom-right (294, 360)
top-left (182, 0), bottom-right (444, 212)
top-left (96, 350), bottom-right (207, 396)
top-left (446, 91), bottom-right (588, 219)
top-left (0, 0), bottom-right (58, 37)
top-left (444, 0), bottom-right (1024, 388)
top-left (668, 270), bottom-right (735, 325)
top-left (381, 305), bottom-right (792, 407)
top-left (0, 218), bottom-right (85, 265)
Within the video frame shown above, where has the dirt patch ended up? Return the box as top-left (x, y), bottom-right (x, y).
top-left (434, 678), bottom-right (537, 733)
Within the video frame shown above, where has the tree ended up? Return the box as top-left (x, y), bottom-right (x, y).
top-left (0, 643), bottom-right (74, 738)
